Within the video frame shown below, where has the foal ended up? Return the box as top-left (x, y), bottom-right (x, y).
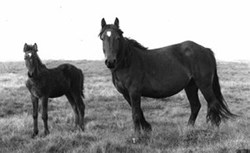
top-left (24, 43), bottom-right (85, 137)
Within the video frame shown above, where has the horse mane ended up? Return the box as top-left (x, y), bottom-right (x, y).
top-left (99, 25), bottom-right (147, 50)
top-left (34, 53), bottom-right (46, 68)
top-left (124, 38), bottom-right (148, 50)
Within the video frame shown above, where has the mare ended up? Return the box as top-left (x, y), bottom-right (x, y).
top-left (24, 43), bottom-right (85, 137)
top-left (99, 18), bottom-right (235, 138)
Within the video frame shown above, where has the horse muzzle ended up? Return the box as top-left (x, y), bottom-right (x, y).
top-left (105, 59), bottom-right (117, 69)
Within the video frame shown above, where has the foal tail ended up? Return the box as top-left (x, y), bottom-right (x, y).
top-left (79, 69), bottom-right (85, 99)
top-left (209, 66), bottom-right (236, 125)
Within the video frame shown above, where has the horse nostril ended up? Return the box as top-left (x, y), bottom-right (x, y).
top-left (105, 59), bottom-right (116, 68)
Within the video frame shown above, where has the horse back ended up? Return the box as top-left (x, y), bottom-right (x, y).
top-left (56, 64), bottom-right (84, 90)
top-left (45, 64), bottom-right (83, 97)
top-left (177, 41), bottom-right (216, 77)
top-left (26, 63), bottom-right (83, 98)
top-left (135, 41), bottom-right (216, 98)
top-left (59, 64), bottom-right (85, 97)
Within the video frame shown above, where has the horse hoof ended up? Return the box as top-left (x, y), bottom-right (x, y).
top-left (42, 131), bottom-right (50, 137)
top-left (31, 134), bottom-right (37, 139)
top-left (31, 131), bottom-right (38, 139)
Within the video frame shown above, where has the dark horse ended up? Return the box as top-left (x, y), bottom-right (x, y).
top-left (24, 43), bottom-right (85, 137)
top-left (99, 18), bottom-right (235, 137)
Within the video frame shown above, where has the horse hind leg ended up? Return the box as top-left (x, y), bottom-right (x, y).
top-left (185, 79), bottom-right (201, 126)
top-left (66, 93), bottom-right (80, 127)
top-left (71, 91), bottom-right (85, 131)
top-left (198, 85), bottom-right (223, 126)
top-left (200, 84), bottom-right (235, 126)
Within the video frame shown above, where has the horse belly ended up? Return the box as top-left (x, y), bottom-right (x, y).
top-left (49, 89), bottom-right (66, 98)
top-left (48, 79), bottom-right (70, 98)
top-left (49, 84), bottom-right (69, 98)
top-left (142, 74), bottom-right (190, 98)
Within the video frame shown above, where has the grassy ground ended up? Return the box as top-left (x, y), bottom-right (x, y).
top-left (0, 60), bottom-right (249, 153)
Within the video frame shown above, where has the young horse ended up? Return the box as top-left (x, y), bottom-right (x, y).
top-left (99, 18), bottom-right (235, 138)
top-left (24, 43), bottom-right (85, 137)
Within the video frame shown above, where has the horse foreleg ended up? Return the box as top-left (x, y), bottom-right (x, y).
top-left (66, 93), bottom-right (79, 127)
top-left (125, 92), bottom-right (151, 133)
top-left (130, 93), bottom-right (142, 136)
top-left (130, 92), bottom-right (152, 134)
top-left (31, 95), bottom-right (39, 138)
top-left (123, 93), bottom-right (131, 106)
top-left (41, 97), bottom-right (50, 136)
top-left (139, 110), bottom-right (152, 132)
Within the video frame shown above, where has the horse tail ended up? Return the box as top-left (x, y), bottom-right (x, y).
top-left (210, 65), bottom-right (236, 125)
top-left (79, 69), bottom-right (85, 98)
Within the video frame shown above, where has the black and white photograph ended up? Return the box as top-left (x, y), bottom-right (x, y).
top-left (0, 0), bottom-right (249, 152)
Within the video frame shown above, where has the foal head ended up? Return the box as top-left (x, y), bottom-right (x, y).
top-left (99, 18), bottom-right (124, 69)
top-left (23, 43), bottom-right (43, 77)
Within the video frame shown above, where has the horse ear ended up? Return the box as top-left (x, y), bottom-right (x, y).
top-left (114, 17), bottom-right (119, 28)
top-left (23, 43), bottom-right (28, 52)
top-left (33, 43), bottom-right (38, 52)
top-left (101, 18), bottom-right (106, 28)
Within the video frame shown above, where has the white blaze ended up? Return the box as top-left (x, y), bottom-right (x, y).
top-left (106, 31), bottom-right (111, 37)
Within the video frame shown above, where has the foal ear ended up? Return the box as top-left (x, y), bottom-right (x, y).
top-left (101, 18), bottom-right (106, 28)
top-left (33, 43), bottom-right (38, 52)
top-left (114, 17), bottom-right (119, 28)
top-left (23, 43), bottom-right (28, 52)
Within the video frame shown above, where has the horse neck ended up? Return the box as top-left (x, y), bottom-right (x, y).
top-left (28, 55), bottom-right (47, 78)
top-left (114, 38), bottom-right (134, 71)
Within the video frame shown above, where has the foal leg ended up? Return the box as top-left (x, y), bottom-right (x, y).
top-left (31, 95), bottom-right (39, 138)
top-left (41, 96), bottom-right (50, 136)
top-left (184, 80), bottom-right (201, 126)
top-left (72, 92), bottom-right (85, 131)
top-left (66, 93), bottom-right (79, 127)
top-left (77, 95), bottom-right (85, 131)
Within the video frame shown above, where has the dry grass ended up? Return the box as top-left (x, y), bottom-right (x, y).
top-left (0, 60), bottom-right (249, 153)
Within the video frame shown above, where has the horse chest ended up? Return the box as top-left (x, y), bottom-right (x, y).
top-left (112, 75), bottom-right (127, 94)
top-left (26, 80), bottom-right (45, 98)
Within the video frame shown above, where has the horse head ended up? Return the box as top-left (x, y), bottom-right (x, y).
top-left (23, 43), bottom-right (42, 77)
top-left (99, 18), bottom-right (124, 69)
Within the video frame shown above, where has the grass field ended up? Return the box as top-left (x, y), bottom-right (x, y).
top-left (0, 60), bottom-right (249, 153)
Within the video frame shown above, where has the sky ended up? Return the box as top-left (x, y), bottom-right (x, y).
top-left (0, 0), bottom-right (250, 62)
